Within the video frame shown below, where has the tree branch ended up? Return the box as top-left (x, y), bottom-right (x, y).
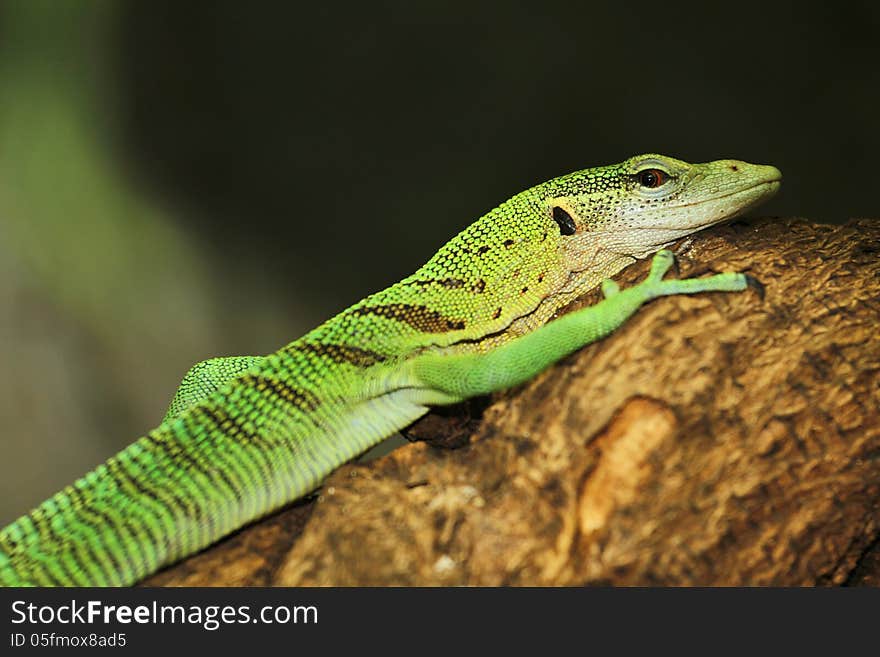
top-left (145, 218), bottom-right (880, 586)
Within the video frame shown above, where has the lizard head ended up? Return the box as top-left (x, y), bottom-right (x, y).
top-left (401, 154), bottom-right (780, 345)
top-left (546, 153), bottom-right (782, 262)
top-left (511, 153), bottom-right (783, 317)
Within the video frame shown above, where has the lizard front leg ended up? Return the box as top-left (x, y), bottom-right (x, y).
top-left (410, 250), bottom-right (757, 404)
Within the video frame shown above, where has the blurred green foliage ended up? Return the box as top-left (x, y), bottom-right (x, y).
top-left (0, 2), bottom-right (292, 521)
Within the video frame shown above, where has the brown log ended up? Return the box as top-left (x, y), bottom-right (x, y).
top-left (144, 218), bottom-right (880, 587)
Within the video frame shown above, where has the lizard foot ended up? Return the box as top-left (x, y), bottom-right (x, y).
top-left (635, 249), bottom-right (759, 300)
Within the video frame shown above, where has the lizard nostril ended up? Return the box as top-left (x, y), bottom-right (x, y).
top-left (730, 165), bottom-right (739, 172)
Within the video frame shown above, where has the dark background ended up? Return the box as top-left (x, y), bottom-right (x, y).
top-left (122, 2), bottom-right (877, 300)
top-left (1, 1), bottom-right (878, 522)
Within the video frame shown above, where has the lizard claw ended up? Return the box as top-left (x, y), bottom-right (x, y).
top-left (743, 274), bottom-right (765, 301)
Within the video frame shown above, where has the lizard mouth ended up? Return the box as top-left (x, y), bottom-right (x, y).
top-left (631, 178), bottom-right (782, 232)
top-left (671, 177), bottom-right (781, 211)
top-left (563, 172), bottom-right (782, 263)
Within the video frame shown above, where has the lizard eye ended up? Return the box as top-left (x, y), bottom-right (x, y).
top-left (551, 206), bottom-right (577, 236)
top-left (637, 168), bottom-right (667, 189)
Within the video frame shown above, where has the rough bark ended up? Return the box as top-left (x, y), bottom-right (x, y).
top-left (144, 218), bottom-right (880, 587)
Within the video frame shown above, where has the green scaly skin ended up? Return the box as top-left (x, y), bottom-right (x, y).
top-left (0, 154), bottom-right (781, 586)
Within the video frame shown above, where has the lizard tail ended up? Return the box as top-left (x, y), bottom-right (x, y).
top-left (0, 408), bottom-right (317, 586)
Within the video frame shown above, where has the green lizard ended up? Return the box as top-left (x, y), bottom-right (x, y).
top-left (0, 154), bottom-right (781, 586)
